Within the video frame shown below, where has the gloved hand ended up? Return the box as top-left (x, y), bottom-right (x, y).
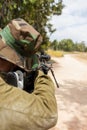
top-left (6, 70), bottom-right (24, 89)
top-left (24, 70), bottom-right (38, 93)
top-left (6, 72), bottom-right (18, 87)
top-left (40, 63), bottom-right (50, 75)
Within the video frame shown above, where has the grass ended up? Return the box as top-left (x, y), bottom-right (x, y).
top-left (46, 49), bottom-right (64, 57)
top-left (46, 50), bottom-right (87, 62)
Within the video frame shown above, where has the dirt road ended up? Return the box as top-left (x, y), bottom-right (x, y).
top-left (49, 54), bottom-right (87, 130)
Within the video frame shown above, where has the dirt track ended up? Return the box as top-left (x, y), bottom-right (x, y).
top-left (49, 54), bottom-right (87, 130)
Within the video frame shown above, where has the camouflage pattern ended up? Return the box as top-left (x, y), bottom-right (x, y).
top-left (0, 18), bottom-right (42, 71)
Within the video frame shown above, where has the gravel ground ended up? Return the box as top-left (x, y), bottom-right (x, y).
top-left (49, 54), bottom-right (87, 130)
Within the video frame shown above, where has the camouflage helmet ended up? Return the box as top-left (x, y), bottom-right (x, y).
top-left (0, 18), bottom-right (42, 71)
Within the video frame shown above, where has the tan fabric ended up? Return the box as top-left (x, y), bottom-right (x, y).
top-left (0, 70), bottom-right (58, 130)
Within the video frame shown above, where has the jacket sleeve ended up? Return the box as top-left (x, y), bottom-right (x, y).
top-left (0, 70), bottom-right (58, 130)
top-left (33, 70), bottom-right (58, 128)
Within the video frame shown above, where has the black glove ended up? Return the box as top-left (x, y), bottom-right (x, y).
top-left (41, 63), bottom-right (50, 74)
top-left (6, 70), bottom-right (24, 89)
top-left (6, 72), bottom-right (18, 87)
top-left (24, 70), bottom-right (38, 93)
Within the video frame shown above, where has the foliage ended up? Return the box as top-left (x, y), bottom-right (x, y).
top-left (58, 39), bottom-right (74, 51)
top-left (51, 39), bottom-right (87, 52)
top-left (50, 40), bottom-right (58, 50)
top-left (0, 0), bottom-right (64, 49)
top-left (74, 41), bottom-right (86, 52)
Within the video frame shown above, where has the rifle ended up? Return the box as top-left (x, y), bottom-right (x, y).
top-left (37, 51), bottom-right (59, 88)
top-left (5, 51), bottom-right (59, 93)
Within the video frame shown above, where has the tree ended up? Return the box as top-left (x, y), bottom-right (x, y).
top-left (51, 39), bottom-right (58, 50)
top-left (74, 42), bottom-right (86, 52)
top-left (0, 0), bottom-right (64, 49)
top-left (51, 39), bottom-right (87, 52)
top-left (58, 39), bottom-right (74, 51)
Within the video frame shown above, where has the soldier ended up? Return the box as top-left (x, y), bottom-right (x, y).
top-left (0, 18), bottom-right (58, 130)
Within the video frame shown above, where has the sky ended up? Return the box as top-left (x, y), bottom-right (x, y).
top-left (50, 0), bottom-right (87, 45)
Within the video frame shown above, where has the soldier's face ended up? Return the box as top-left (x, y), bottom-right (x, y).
top-left (0, 58), bottom-right (15, 72)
